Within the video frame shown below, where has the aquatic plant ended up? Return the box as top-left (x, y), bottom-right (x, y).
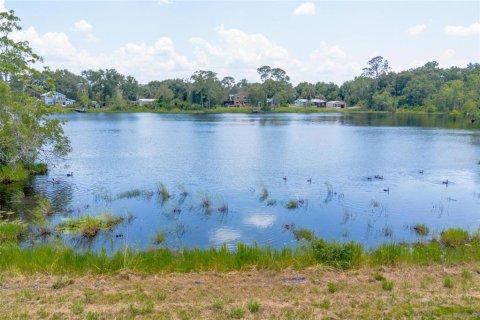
top-left (157, 183), bottom-right (171, 202)
top-left (266, 199), bottom-right (277, 206)
top-left (202, 195), bottom-right (212, 212)
top-left (259, 187), bottom-right (269, 201)
top-left (116, 189), bottom-right (154, 200)
top-left (286, 199), bottom-right (299, 209)
top-left (30, 195), bottom-right (52, 219)
top-left (293, 228), bottom-right (314, 241)
top-left (413, 224), bottom-right (429, 236)
top-left (383, 227), bottom-right (393, 237)
top-left (370, 200), bottom-right (380, 208)
top-left (56, 213), bottom-right (124, 239)
top-left (154, 232), bottom-right (166, 245)
top-left (218, 203), bottom-right (229, 214)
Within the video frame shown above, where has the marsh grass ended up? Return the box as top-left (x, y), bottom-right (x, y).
top-left (202, 195), bottom-right (212, 212)
top-left (157, 183), bottom-right (171, 202)
top-left (266, 199), bottom-right (276, 206)
top-left (259, 187), bottom-right (269, 201)
top-left (440, 228), bottom-right (469, 246)
top-left (56, 213), bottom-right (124, 239)
top-left (413, 224), bottom-right (429, 236)
top-left (286, 199), bottom-right (299, 209)
top-left (116, 189), bottom-right (154, 200)
top-left (218, 203), bottom-right (229, 214)
top-left (154, 232), bottom-right (166, 245)
top-left (0, 220), bottom-right (26, 243)
top-left (293, 228), bottom-right (314, 241)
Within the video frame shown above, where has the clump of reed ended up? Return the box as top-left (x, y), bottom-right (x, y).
top-left (218, 203), bottom-right (229, 214)
top-left (0, 220), bottom-right (26, 243)
top-left (156, 183), bottom-right (171, 202)
top-left (370, 200), bottom-right (380, 208)
top-left (259, 187), bottom-right (269, 201)
top-left (202, 195), bottom-right (212, 212)
top-left (383, 226), bottom-right (393, 237)
top-left (153, 231), bottom-right (166, 245)
top-left (293, 228), bottom-right (315, 241)
top-left (56, 213), bottom-right (124, 239)
top-left (413, 224), bottom-right (429, 236)
top-left (116, 189), bottom-right (154, 200)
top-left (286, 199), bottom-right (299, 209)
top-left (266, 199), bottom-right (277, 206)
top-left (440, 228), bottom-right (469, 246)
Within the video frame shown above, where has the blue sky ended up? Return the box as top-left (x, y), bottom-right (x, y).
top-left (2, 0), bottom-right (479, 84)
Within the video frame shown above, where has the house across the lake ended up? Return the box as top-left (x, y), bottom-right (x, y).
top-left (40, 91), bottom-right (76, 106)
top-left (326, 101), bottom-right (347, 109)
top-left (224, 93), bottom-right (248, 107)
top-left (294, 98), bottom-right (327, 107)
top-left (137, 98), bottom-right (156, 106)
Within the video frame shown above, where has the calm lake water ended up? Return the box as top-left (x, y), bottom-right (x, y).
top-left (25, 113), bottom-right (480, 250)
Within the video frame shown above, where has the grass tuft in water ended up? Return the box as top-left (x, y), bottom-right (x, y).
top-left (293, 228), bottom-right (314, 241)
top-left (259, 187), bottom-right (269, 201)
top-left (154, 232), bottom-right (166, 245)
top-left (157, 183), bottom-right (171, 202)
top-left (413, 224), bottom-right (429, 236)
top-left (266, 199), bottom-right (277, 206)
top-left (56, 213), bottom-right (124, 239)
top-left (116, 189), bottom-right (154, 200)
top-left (286, 199), bottom-right (299, 209)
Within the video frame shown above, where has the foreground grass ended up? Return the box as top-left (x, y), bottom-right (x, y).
top-left (0, 265), bottom-right (479, 319)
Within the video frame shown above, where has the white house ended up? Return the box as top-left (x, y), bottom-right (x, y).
top-left (137, 99), bottom-right (156, 106)
top-left (294, 99), bottom-right (309, 107)
top-left (310, 99), bottom-right (327, 107)
top-left (40, 91), bottom-right (76, 106)
top-left (326, 101), bottom-right (347, 109)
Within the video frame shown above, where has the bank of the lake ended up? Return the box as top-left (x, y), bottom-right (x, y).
top-left (1, 264), bottom-right (479, 319)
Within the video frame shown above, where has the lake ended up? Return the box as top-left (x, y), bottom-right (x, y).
top-left (20, 112), bottom-right (480, 250)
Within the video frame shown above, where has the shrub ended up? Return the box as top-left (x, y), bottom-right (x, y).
top-left (440, 228), bottom-right (469, 246)
top-left (311, 238), bottom-right (363, 269)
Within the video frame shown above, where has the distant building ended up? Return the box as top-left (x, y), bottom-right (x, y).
top-left (326, 101), bottom-right (347, 109)
top-left (294, 99), bottom-right (309, 107)
top-left (137, 99), bottom-right (156, 106)
top-left (310, 99), bottom-right (327, 107)
top-left (40, 91), bottom-right (76, 106)
top-left (224, 93), bottom-right (248, 107)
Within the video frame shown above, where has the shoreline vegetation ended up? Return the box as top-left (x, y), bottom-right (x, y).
top-left (1, 223), bottom-right (479, 274)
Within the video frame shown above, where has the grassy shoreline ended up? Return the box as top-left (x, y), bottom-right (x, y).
top-left (79, 106), bottom-right (446, 115)
top-left (0, 227), bottom-right (479, 275)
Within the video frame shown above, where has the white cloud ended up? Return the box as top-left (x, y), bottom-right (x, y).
top-left (158, 0), bottom-right (171, 5)
top-left (209, 227), bottom-right (241, 246)
top-left (73, 19), bottom-right (92, 33)
top-left (11, 27), bottom-right (193, 82)
top-left (444, 22), bottom-right (480, 36)
top-left (73, 19), bottom-right (99, 42)
top-left (293, 2), bottom-right (316, 15)
top-left (0, 0), bottom-right (6, 12)
top-left (408, 24), bottom-right (427, 36)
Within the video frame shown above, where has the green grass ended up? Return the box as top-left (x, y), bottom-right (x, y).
top-left (228, 306), bottom-right (245, 319)
top-left (55, 213), bottom-right (124, 239)
top-left (0, 220), bottom-right (26, 243)
top-left (444, 276), bottom-right (454, 288)
top-left (247, 299), bottom-right (261, 313)
top-left (1, 228), bottom-right (480, 274)
top-left (0, 163), bottom-right (48, 184)
top-left (440, 228), bottom-right (469, 246)
top-left (382, 279), bottom-right (394, 291)
top-left (327, 282), bottom-right (338, 293)
top-left (153, 231), bottom-right (166, 245)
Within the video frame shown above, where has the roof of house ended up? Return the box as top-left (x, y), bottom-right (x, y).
top-left (40, 91), bottom-right (66, 97)
top-left (328, 100), bottom-right (346, 104)
top-left (138, 99), bottom-right (156, 102)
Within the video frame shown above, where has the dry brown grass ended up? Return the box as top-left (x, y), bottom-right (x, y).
top-left (1, 264), bottom-right (479, 319)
